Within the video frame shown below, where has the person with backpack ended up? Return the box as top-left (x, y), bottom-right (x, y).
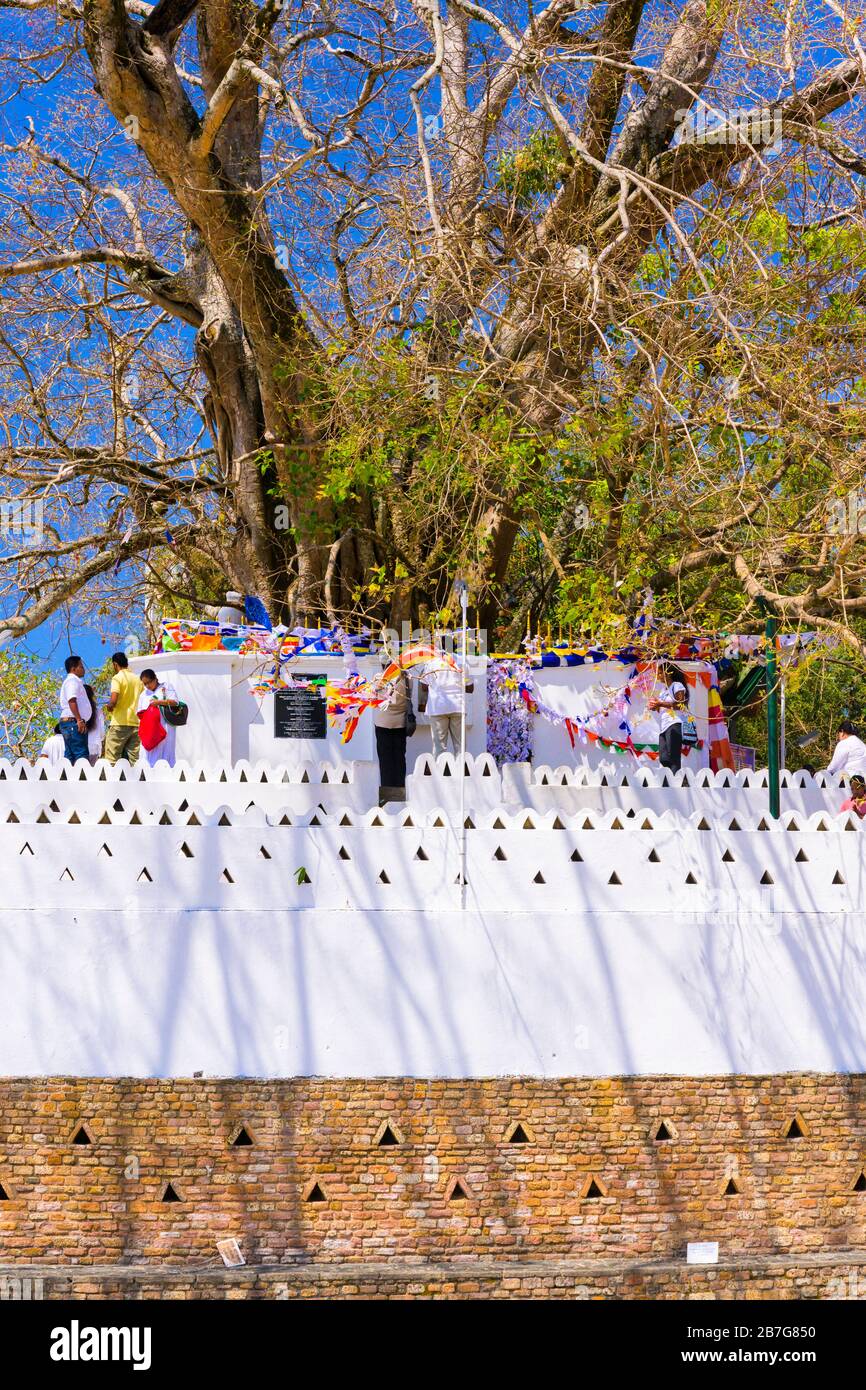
top-left (373, 652), bottom-right (415, 804)
top-left (136, 668), bottom-right (183, 767)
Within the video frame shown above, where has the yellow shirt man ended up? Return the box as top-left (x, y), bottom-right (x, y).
top-left (104, 654), bottom-right (143, 765)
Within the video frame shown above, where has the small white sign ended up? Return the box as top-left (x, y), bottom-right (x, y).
top-left (687, 1241), bottom-right (719, 1265)
top-left (217, 1238), bottom-right (245, 1268)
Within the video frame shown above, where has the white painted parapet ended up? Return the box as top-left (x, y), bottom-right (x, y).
top-left (2, 752), bottom-right (864, 1080)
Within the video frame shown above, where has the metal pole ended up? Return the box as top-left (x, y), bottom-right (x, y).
top-left (459, 585), bottom-right (469, 909)
top-left (765, 611), bottom-right (780, 818)
top-left (779, 676), bottom-right (786, 775)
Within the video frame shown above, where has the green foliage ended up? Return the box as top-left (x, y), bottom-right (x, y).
top-left (495, 130), bottom-right (567, 205)
top-left (0, 651), bottom-right (59, 757)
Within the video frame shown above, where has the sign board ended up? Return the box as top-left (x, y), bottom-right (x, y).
top-left (274, 677), bottom-right (327, 740)
top-left (686, 1242), bottom-right (719, 1265)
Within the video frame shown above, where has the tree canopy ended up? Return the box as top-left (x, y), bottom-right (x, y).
top-left (0, 0), bottom-right (864, 653)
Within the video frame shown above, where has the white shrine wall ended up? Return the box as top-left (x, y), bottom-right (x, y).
top-left (0, 754), bottom-right (863, 1081)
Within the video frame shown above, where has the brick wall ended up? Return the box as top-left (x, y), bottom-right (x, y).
top-left (1, 1075), bottom-right (865, 1267)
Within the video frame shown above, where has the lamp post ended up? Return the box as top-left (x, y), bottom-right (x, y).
top-left (758, 600), bottom-right (781, 819)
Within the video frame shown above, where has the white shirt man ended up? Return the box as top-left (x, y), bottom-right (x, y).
top-left (421, 658), bottom-right (469, 758)
top-left (826, 727), bottom-right (866, 780)
top-left (59, 669), bottom-right (92, 724)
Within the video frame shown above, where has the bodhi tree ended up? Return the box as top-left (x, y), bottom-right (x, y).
top-left (0, 0), bottom-right (864, 648)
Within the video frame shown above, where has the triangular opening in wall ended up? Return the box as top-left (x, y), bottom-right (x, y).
top-left (370, 814), bottom-right (384, 827)
top-left (113, 799), bottom-right (124, 812)
top-left (522, 816), bottom-right (535, 829)
top-left (159, 811), bottom-right (172, 826)
top-left (641, 818), bottom-right (653, 830)
top-left (341, 771), bottom-right (350, 784)
top-left (570, 849), bottom-right (583, 862)
top-left (220, 770), bottom-right (228, 783)
top-left (402, 814), bottom-right (415, 827)
top-left (697, 817), bottom-right (711, 831)
top-left (685, 872), bottom-right (698, 885)
top-left (608, 872), bottom-right (621, 885)
top-left (36, 811), bottom-right (49, 824)
top-left (600, 775), bottom-right (609, 787)
top-left (339, 845), bottom-right (351, 861)
top-left (784, 1113), bottom-right (808, 1140)
top-left (137, 867), bottom-right (153, 883)
top-left (320, 770), bottom-right (329, 784)
top-left (68, 811), bottom-right (81, 825)
top-left (853, 1171), bottom-right (866, 1193)
top-left (300, 770), bottom-right (310, 784)
top-left (161, 1182), bottom-right (182, 1203)
top-left (278, 814), bottom-right (291, 827)
top-left (259, 845), bottom-right (272, 860)
top-left (464, 817), bottom-right (475, 830)
top-left (97, 843), bottom-right (112, 858)
top-left (648, 848), bottom-right (661, 863)
top-left (540, 773), bottom-right (549, 785)
top-left (0, 1183), bottom-right (10, 1201)
top-left (582, 1176), bottom-right (606, 1200)
top-left (71, 1125), bottom-right (92, 1146)
top-left (728, 817), bottom-right (742, 831)
top-left (582, 817), bottom-right (595, 830)
top-left (757, 818), bottom-right (770, 831)
top-left (305, 1182), bottom-right (326, 1204)
top-left (833, 870), bottom-right (845, 885)
top-left (482, 764), bottom-right (491, 777)
top-left (721, 849), bottom-right (735, 863)
top-left (423, 763), bottom-right (432, 777)
top-left (610, 817), bottom-right (624, 830)
top-left (844, 817), bottom-right (858, 831)
top-left (198, 770), bottom-right (207, 782)
top-left (231, 1126), bottom-right (254, 1148)
top-left (654, 1121), bottom-right (673, 1142)
top-left (414, 846), bottom-right (429, 861)
top-left (296, 868), bottom-right (312, 885)
top-left (446, 1177), bottom-right (470, 1202)
top-left (378, 870), bottom-right (390, 884)
top-left (433, 815), bottom-right (446, 828)
top-left (178, 842), bottom-right (194, 858)
top-left (50, 799), bottom-right (60, 813)
top-left (376, 1123), bottom-right (401, 1147)
top-left (786, 817), bottom-right (800, 831)
top-left (724, 1177), bottom-right (740, 1196)
top-left (494, 846), bottom-right (508, 861)
top-left (505, 1121), bottom-right (532, 1145)
top-left (188, 812), bottom-right (202, 826)
top-left (339, 813), bottom-right (353, 827)
top-left (454, 872), bottom-right (468, 886)
top-left (795, 848), bottom-right (809, 862)
top-left (816, 818), bottom-right (829, 831)
top-left (19, 842), bottom-right (34, 856)
top-left (533, 871), bottom-right (545, 884)
top-left (129, 810), bottom-right (142, 825)
top-left (98, 811), bottom-right (111, 825)
top-left (492, 816), bottom-right (506, 830)
top-left (552, 816), bottom-right (566, 830)
top-left (59, 867), bottom-right (74, 882)
top-left (218, 813), bottom-right (231, 827)
top-left (221, 868), bottom-right (234, 884)
top-left (760, 870), bottom-right (774, 885)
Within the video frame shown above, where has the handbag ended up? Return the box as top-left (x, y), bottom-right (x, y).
top-left (403, 676), bottom-right (417, 737)
top-left (138, 700), bottom-right (166, 751)
top-left (162, 700), bottom-right (189, 727)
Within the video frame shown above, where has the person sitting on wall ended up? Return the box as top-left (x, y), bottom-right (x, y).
top-left (647, 665), bottom-right (688, 773)
top-left (840, 774), bottom-right (866, 819)
top-left (824, 719), bottom-right (866, 781)
top-left (136, 669), bottom-right (181, 768)
top-left (103, 651), bottom-right (143, 766)
top-left (58, 654), bottom-right (91, 765)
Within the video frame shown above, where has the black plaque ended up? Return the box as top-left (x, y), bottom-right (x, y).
top-left (274, 677), bottom-right (327, 740)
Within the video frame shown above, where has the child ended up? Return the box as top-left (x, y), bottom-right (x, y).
top-left (840, 774), bottom-right (866, 819)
